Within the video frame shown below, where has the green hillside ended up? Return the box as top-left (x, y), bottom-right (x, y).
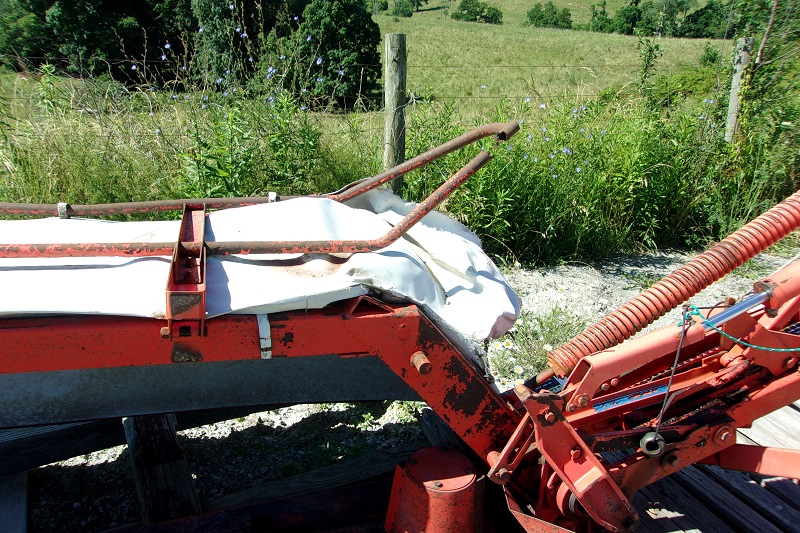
top-left (375, 3), bottom-right (725, 112)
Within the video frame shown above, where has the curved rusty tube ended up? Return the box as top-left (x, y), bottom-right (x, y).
top-left (328, 121), bottom-right (520, 203)
top-left (548, 188), bottom-right (800, 378)
top-left (0, 151), bottom-right (493, 259)
top-left (0, 121), bottom-right (519, 218)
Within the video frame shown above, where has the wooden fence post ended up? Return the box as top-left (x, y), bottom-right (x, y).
top-left (384, 33), bottom-right (407, 195)
top-left (725, 37), bottom-right (754, 143)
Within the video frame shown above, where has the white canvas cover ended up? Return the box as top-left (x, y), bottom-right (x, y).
top-left (0, 189), bottom-right (520, 342)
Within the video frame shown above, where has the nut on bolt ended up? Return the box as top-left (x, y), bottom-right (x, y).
top-left (410, 351), bottom-right (432, 375)
top-left (495, 468), bottom-right (511, 481)
top-left (577, 394), bottom-right (590, 408)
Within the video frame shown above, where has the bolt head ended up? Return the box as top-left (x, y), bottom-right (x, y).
top-left (600, 382), bottom-right (610, 392)
top-left (567, 404), bottom-right (577, 413)
top-left (570, 448), bottom-right (582, 460)
top-left (544, 410), bottom-right (556, 423)
top-left (577, 394), bottom-right (589, 408)
top-left (610, 378), bottom-right (620, 386)
top-left (432, 480), bottom-right (443, 488)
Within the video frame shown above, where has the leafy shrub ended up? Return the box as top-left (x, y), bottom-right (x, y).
top-left (392, 0), bottom-right (413, 17)
top-left (291, 0), bottom-right (381, 105)
top-left (526, 2), bottom-right (572, 30)
top-left (451, 0), bottom-right (503, 25)
top-left (679, 0), bottom-right (729, 38)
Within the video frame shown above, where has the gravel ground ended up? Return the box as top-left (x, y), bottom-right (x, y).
top-left (26, 249), bottom-right (796, 532)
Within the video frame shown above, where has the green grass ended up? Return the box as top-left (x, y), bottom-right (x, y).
top-left (375, 8), bottom-right (729, 115)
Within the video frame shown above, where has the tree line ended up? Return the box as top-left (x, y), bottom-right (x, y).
top-left (527, 0), bottom-right (731, 38)
top-left (0, 0), bottom-right (381, 104)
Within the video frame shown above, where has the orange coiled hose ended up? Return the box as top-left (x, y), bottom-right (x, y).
top-left (548, 189), bottom-right (800, 378)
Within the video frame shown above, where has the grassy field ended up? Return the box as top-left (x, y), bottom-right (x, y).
top-left (375, 2), bottom-right (727, 115)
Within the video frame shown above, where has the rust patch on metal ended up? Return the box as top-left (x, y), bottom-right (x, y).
top-left (171, 344), bottom-right (202, 363)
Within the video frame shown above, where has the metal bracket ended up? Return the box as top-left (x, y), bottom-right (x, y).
top-left (164, 204), bottom-right (207, 339)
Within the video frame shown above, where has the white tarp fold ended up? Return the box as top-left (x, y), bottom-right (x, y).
top-left (0, 190), bottom-right (520, 341)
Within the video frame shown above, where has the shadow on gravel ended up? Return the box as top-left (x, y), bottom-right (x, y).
top-left (27, 401), bottom-right (423, 533)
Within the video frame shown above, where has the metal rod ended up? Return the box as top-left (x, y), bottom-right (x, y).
top-left (0, 151), bottom-right (494, 259)
top-left (0, 197), bottom-right (280, 217)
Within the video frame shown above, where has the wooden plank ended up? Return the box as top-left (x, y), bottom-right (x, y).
top-left (738, 406), bottom-right (800, 448)
top-left (123, 414), bottom-right (202, 524)
top-left (637, 475), bottom-right (732, 533)
top-left (674, 465), bottom-right (782, 533)
top-left (207, 439), bottom-right (428, 512)
top-left (419, 407), bottom-right (463, 450)
top-left (0, 472), bottom-right (27, 533)
top-left (749, 475), bottom-right (800, 513)
top-left (698, 464), bottom-right (800, 532)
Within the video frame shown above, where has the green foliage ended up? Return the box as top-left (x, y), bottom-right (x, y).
top-left (637, 33), bottom-right (662, 101)
top-left (293, 0), bottom-right (381, 104)
top-left (182, 104), bottom-right (255, 198)
top-left (699, 41), bottom-right (722, 66)
top-left (526, 2), bottom-right (573, 29)
top-left (489, 306), bottom-right (587, 382)
top-left (0, 0), bottom-right (55, 69)
top-left (590, 0), bottom-right (614, 32)
top-left (393, 0), bottom-right (414, 17)
top-left (451, 0), bottom-right (504, 25)
top-left (679, 0), bottom-right (729, 38)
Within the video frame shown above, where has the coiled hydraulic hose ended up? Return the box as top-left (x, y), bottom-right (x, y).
top-left (548, 189), bottom-right (800, 378)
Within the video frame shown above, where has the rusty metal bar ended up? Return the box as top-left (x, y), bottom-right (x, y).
top-left (328, 121), bottom-right (519, 203)
top-left (0, 196), bottom-right (280, 217)
top-left (0, 150), bottom-right (493, 259)
top-left (0, 121), bottom-right (519, 219)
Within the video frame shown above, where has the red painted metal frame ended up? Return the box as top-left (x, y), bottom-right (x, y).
top-left (165, 204), bottom-right (207, 337)
top-left (0, 296), bottom-right (520, 460)
top-left (699, 444), bottom-right (800, 479)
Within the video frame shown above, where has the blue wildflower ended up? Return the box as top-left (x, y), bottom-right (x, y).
top-left (131, 64), bottom-right (137, 70)
top-left (161, 54), bottom-right (166, 60)
top-left (539, 103), bottom-right (546, 109)
top-left (164, 43), bottom-right (171, 49)
top-left (316, 57), bottom-right (322, 65)
top-left (216, 78), bottom-right (223, 84)
top-left (306, 35), bottom-right (312, 42)
top-left (338, 69), bottom-right (344, 76)
top-left (241, 32), bottom-right (247, 38)
top-left (576, 167), bottom-right (582, 173)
